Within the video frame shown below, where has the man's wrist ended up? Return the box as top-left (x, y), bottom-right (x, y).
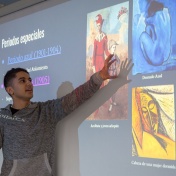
top-left (92, 72), bottom-right (104, 85)
top-left (99, 70), bottom-right (106, 80)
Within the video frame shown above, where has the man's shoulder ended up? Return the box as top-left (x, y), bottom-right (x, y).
top-left (0, 104), bottom-right (11, 111)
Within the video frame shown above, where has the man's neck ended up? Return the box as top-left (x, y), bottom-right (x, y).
top-left (12, 100), bottom-right (31, 110)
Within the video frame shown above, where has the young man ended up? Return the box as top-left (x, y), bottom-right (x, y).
top-left (0, 55), bottom-right (132, 176)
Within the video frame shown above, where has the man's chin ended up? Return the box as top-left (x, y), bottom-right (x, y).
top-left (27, 94), bottom-right (33, 100)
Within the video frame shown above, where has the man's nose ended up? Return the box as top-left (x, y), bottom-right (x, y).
top-left (27, 80), bottom-right (32, 86)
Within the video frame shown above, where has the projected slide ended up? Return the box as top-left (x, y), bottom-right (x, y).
top-left (86, 2), bottom-right (129, 120)
top-left (0, 0), bottom-right (176, 176)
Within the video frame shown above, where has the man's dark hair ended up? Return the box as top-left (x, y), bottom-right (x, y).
top-left (4, 68), bottom-right (29, 88)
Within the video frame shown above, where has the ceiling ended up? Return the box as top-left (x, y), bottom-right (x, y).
top-left (0, 0), bottom-right (21, 7)
top-left (0, 0), bottom-right (48, 18)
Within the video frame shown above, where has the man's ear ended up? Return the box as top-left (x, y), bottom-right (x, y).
top-left (6, 86), bottom-right (14, 96)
